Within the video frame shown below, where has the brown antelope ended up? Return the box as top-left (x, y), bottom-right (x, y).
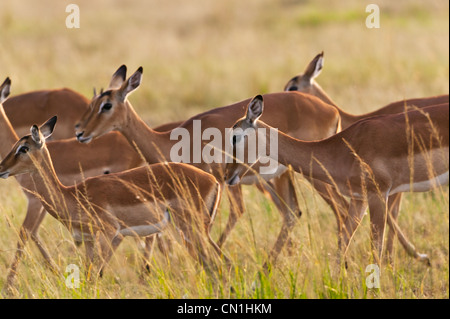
top-left (75, 65), bottom-right (345, 269)
top-left (284, 51), bottom-right (449, 260)
top-left (225, 95), bottom-right (449, 266)
top-left (4, 66), bottom-right (182, 138)
top-left (284, 51), bottom-right (449, 129)
top-left (3, 87), bottom-right (90, 140)
top-left (0, 77), bottom-right (188, 292)
top-left (0, 116), bottom-right (227, 281)
top-left (0, 78), bottom-right (146, 292)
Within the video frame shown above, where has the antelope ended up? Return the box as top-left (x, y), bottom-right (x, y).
top-left (3, 87), bottom-right (90, 140)
top-left (225, 95), bottom-right (449, 266)
top-left (0, 116), bottom-right (227, 281)
top-left (0, 77), bottom-right (187, 292)
top-left (75, 65), bottom-right (345, 269)
top-left (0, 78), bottom-right (146, 292)
top-left (4, 69), bottom-right (183, 138)
top-left (284, 51), bottom-right (449, 260)
top-left (284, 51), bottom-right (449, 129)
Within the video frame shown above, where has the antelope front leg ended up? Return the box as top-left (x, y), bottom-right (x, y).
top-left (28, 206), bottom-right (58, 271)
top-left (260, 170), bottom-right (300, 271)
top-left (96, 232), bottom-right (124, 278)
top-left (368, 194), bottom-right (389, 266)
top-left (140, 233), bottom-right (173, 274)
top-left (207, 221), bottom-right (233, 273)
top-left (311, 182), bottom-right (350, 251)
top-left (140, 235), bottom-right (157, 273)
top-left (3, 202), bottom-right (56, 295)
top-left (385, 193), bottom-right (402, 263)
top-left (79, 231), bottom-right (123, 282)
top-left (84, 239), bottom-right (96, 280)
top-left (216, 185), bottom-right (245, 248)
top-left (340, 198), bottom-right (368, 265)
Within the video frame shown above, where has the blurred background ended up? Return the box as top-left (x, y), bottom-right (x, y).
top-left (1, 0), bottom-right (448, 125)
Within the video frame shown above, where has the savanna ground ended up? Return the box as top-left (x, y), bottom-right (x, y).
top-left (0, 0), bottom-right (448, 299)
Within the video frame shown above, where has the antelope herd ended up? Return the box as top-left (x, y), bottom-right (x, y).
top-left (0, 53), bottom-right (448, 293)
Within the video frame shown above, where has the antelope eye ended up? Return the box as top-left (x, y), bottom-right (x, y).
top-left (100, 102), bottom-right (113, 112)
top-left (17, 146), bottom-right (29, 154)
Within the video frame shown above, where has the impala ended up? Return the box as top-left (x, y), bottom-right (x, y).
top-left (3, 86), bottom-right (90, 140)
top-left (0, 116), bottom-right (227, 280)
top-left (0, 76), bottom-right (189, 292)
top-left (75, 65), bottom-right (345, 268)
top-left (225, 95), bottom-right (449, 265)
top-left (0, 78), bottom-right (146, 292)
top-left (284, 51), bottom-right (449, 129)
top-left (284, 51), bottom-right (449, 259)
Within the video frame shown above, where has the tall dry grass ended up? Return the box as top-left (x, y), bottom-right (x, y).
top-left (0, 0), bottom-right (448, 298)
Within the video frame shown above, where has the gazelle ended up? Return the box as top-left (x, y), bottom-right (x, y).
top-left (284, 51), bottom-right (449, 260)
top-left (225, 95), bottom-right (449, 265)
top-left (0, 116), bottom-right (227, 280)
top-left (0, 78), bottom-right (146, 292)
top-left (75, 65), bottom-right (345, 269)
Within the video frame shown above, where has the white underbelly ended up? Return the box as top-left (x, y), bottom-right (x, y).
top-left (390, 171), bottom-right (449, 194)
top-left (72, 229), bottom-right (95, 242)
top-left (119, 210), bottom-right (170, 237)
top-left (240, 164), bottom-right (288, 184)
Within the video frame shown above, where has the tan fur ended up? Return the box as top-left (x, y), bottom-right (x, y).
top-left (4, 88), bottom-right (90, 140)
top-left (0, 119), bottom-right (226, 279)
top-left (284, 51), bottom-right (449, 129)
top-left (226, 96), bottom-right (449, 266)
top-left (0, 78), bottom-right (142, 292)
top-left (283, 52), bottom-right (449, 261)
top-left (75, 66), bottom-right (342, 269)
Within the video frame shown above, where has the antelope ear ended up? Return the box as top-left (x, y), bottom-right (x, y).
top-left (246, 95), bottom-right (264, 123)
top-left (30, 125), bottom-right (42, 145)
top-left (0, 77), bottom-right (11, 103)
top-left (118, 67), bottom-right (142, 101)
top-left (303, 51), bottom-right (324, 83)
top-left (108, 65), bottom-right (127, 89)
top-left (39, 116), bottom-right (58, 140)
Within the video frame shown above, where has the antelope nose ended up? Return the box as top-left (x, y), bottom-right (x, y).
top-left (225, 171), bottom-right (240, 186)
top-left (76, 131), bottom-right (84, 140)
top-left (0, 166), bottom-right (10, 179)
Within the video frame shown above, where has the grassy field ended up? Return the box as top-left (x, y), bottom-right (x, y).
top-left (0, 0), bottom-right (448, 299)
